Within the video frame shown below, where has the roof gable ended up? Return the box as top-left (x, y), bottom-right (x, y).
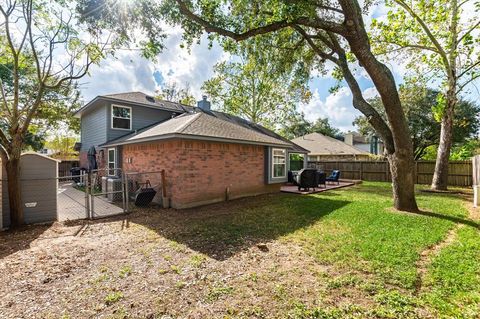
top-left (291, 132), bottom-right (369, 155)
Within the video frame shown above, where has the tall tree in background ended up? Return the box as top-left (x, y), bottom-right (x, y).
top-left (371, 0), bottom-right (480, 190)
top-left (354, 84), bottom-right (480, 160)
top-left (202, 39), bottom-right (310, 130)
top-left (0, 0), bottom-right (109, 227)
top-left (79, 0), bottom-right (420, 211)
top-left (157, 81), bottom-right (196, 106)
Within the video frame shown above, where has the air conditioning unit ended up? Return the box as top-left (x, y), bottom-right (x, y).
top-left (107, 178), bottom-right (123, 202)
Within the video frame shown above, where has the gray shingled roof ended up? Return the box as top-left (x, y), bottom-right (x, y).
top-left (75, 92), bottom-right (193, 115)
top-left (291, 133), bottom-right (369, 155)
top-left (103, 112), bottom-right (293, 148)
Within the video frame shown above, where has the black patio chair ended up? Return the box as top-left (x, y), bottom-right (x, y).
top-left (294, 168), bottom-right (319, 191)
top-left (317, 171), bottom-right (327, 188)
top-left (326, 170), bottom-right (341, 185)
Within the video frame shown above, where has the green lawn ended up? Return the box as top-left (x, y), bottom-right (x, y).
top-left (160, 181), bottom-right (480, 318)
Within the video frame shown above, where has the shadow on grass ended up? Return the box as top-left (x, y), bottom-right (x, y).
top-left (0, 225), bottom-right (50, 259)
top-left (408, 210), bottom-right (479, 229)
top-left (130, 193), bottom-right (351, 260)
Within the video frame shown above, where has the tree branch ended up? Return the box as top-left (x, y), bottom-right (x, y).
top-left (175, 0), bottom-right (347, 41)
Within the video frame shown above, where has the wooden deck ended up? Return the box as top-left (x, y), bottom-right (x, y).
top-left (280, 181), bottom-right (355, 194)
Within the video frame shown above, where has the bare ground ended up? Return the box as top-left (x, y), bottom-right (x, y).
top-left (0, 195), bottom-right (359, 319)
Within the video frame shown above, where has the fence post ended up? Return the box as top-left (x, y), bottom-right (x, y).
top-left (161, 169), bottom-right (168, 208)
top-left (360, 162), bottom-right (363, 180)
top-left (85, 171), bottom-right (90, 219)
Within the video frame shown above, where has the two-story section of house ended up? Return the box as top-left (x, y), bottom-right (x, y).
top-left (75, 92), bottom-right (187, 171)
top-left (74, 92), bottom-right (307, 209)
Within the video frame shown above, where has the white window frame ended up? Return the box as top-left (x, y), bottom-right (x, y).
top-left (272, 148), bottom-right (287, 178)
top-left (111, 104), bottom-right (132, 130)
top-left (108, 148), bottom-right (116, 176)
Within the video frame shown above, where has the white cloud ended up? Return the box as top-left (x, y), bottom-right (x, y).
top-left (299, 87), bottom-right (378, 132)
top-left (79, 27), bottom-right (227, 103)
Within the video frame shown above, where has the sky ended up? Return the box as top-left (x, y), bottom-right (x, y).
top-left (78, 3), bottom-right (480, 133)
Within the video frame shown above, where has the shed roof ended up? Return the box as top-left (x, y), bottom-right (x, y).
top-left (291, 133), bottom-right (369, 156)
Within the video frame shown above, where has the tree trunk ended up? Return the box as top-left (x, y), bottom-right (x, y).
top-left (5, 156), bottom-right (23, 227)
top-left (339, 0), bottom-right (418, 211)
top-left (387, 152), bottom-right (418, 211)
top-left (431, 94), bottom-right (455, 190)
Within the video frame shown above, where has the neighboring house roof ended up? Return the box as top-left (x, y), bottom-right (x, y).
top-left (74, 91), bottom-right (193, 116)
top-left (102, 111), bottom-right (299, 149)
top-left (291, 133), bottom-right (369, 156)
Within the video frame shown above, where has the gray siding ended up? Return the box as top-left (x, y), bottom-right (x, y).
top-left (106, 102), bottom-right (175, 142)
top-left (80, 103), bottom-right (108, 151)
top-left (2, 154), bottom-right (58, 227)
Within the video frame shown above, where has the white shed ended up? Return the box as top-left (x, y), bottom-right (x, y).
top-left (1, 152), bottom-right (59, 228)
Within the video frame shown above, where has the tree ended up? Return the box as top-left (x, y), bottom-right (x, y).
top-left (202, 39), bottom-right (310, 130)
top-left (156, 81), bottom-right (196, 106)
top-left (0, 0), bottom-right (109, 227)
top-left (45, 135), bottom-right (79, 160)
top-left (78, 0), bottom-right (420, 211)
top-left (280, 112), bottom-right (341, 140)
top-left (371, 0), bottom-right (480, 190)
top-left (354, 85), bottom-right (480, 160)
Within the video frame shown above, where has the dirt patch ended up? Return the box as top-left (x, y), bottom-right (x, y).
top-left (0, 194), bottom-right (345, 318)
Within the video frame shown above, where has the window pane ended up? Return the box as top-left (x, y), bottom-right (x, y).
top-left (113, 117), bottom-right (130, 129)
top-left (273, 164), bottom-right (285, 177)
top-left (108, 150), bottom-right (115, 162)
top-left (113, 106), bottom-right (130, 118)
top-left (273, 149), bottom-right (285, 156)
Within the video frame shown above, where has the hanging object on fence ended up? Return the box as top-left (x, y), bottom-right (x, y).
top-left (87, 146), bottom-right (97, 171)
top-left (134, 180), bottom-right (157, 207)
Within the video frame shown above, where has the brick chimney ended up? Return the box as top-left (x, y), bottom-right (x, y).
top-left (197, 95), bottom-right (211, 111)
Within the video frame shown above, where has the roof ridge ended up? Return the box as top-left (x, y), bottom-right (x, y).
top-left (176, 112), bottom-right (202, 133)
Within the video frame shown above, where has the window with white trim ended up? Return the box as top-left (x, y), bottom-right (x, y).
top-left (112, 105), bottom-right (131, 130)
top-left (108, 148), bottom-right (116, 176)
top-left (272, 148), bottom-right (286, 178)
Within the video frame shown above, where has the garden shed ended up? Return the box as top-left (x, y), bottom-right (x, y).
top-left (1, 152), bottom-right (59, 229)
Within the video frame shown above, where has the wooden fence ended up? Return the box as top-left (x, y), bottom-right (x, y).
top-left (307, 160), bottom-right (472, 187)
top-left (58, 160), bottom-right (79, 177)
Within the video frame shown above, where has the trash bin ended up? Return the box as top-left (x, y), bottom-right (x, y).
top-left (70, 167), bottom-right (81, 183)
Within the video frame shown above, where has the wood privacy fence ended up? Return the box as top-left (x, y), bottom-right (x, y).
top-left (308, 160), bottom-right (473, 187)
top-left (58, 160), bottom-right (79, 177)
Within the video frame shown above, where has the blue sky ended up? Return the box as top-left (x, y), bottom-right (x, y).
top-left (78, 4), bottom-right (479, 133)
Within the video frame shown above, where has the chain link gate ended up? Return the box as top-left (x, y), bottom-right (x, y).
top-left (86, 168), bottom-right (128, 219)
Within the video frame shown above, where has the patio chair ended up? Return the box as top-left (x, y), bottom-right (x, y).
top-left (294, 168), bottom-right (319, 191)
top-left (326, 170), bottom-right (341, 185)
top-left (317, 171), bottom-right (327, 188)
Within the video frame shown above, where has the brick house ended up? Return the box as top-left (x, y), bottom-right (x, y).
top-left (75, 92), bottom-right (307, 208)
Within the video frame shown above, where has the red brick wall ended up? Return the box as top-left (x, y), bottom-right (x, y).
top-left (122, 139), bottom-right (280, 209)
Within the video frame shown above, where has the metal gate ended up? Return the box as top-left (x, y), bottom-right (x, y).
top-left (57, 168), bottom-right (128, 221)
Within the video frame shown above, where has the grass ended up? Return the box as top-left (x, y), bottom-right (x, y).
top-left (2, 181), bottom-right (479, 318)
top-left (164, 181), bottom-right (479, 317)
